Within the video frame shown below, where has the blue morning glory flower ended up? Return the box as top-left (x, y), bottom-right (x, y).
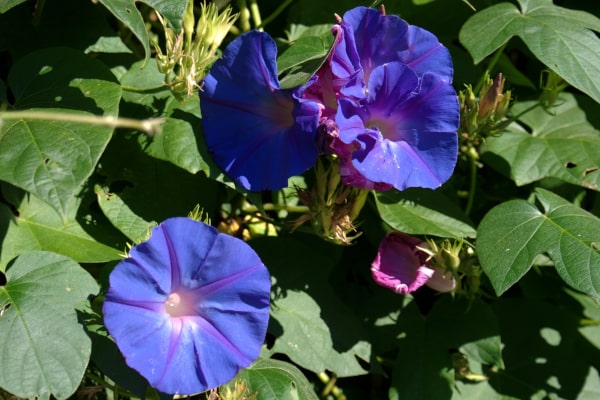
top-left (102, 217), bottom-right (271, 395)
top-left (200, 30), bottom-right (321, 191)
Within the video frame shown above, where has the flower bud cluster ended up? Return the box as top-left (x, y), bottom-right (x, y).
top-left (459, 73), bottom-right (512, 150)
top-left (154, 1), bottom-right (237, 101)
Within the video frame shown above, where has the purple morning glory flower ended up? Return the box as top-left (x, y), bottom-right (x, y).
top-left (200, 30), bottom-right (321, 191)
top-left (102, 217), bottom-right (271, 395)
top-left (371, 231), bottom-right (455, 294)
top-left (335, 62), bottom-right (459, 190)
top-left (312, 6), bottom-right (459, 191)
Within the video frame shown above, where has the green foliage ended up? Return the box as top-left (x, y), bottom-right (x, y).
top-left (459, 0), bottom-right (600, 104)
top-left (477, 188), bottom-right (600, 296)
top-left (375, 188), bottom-right (477, 238)
top-left (0, 47), bottom-right (121, 217)
top-left (96, 0), bottom-right (188, 64)
top-left (0, 251), bottom-right (99, 399)
top-left (1, 0), bottom-right (600, 399)
top-left (231, 358), bottom-right (319, 400)
top-left (481, 93), bottom-right (600, 189)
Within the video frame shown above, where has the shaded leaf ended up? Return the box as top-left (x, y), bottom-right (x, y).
top-left (375, 188), bottom-right (476, 238)
top-left (251, 235), bottom-right (370, 377)
top-left (459, 0), bottom-right (600, 104)
top-left (481, 94), bottom-right (600, 190)
top-left (268, 290), bottom-right (370, 377)
top-left (0, 0), bottom-right (27, 14)
top-left (232, 358), bottom-right (319, 400)
top-left (0, 251), bottom-right (99, 399)
top-left (96, 185), bottom-right (156, 243)
top-left (391, 297), bottom-right (502, 400)
top-left (0, 47), bottom-right (121, 217)
top-left (477, 188), bottom-right (600, 296)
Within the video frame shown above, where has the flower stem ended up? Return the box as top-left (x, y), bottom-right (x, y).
top-left (0, 110), bottom-right (165, 136)
top-left (248, 0), bottom-right (262, 31)
top-left (464, 150), bottom-right (478, 216)
top-left (318, 371), bottom-right (346, 400)
top-left (242, 203), bottom-right (309, 214)
top-left (257, 0), bottom-right (294, 30)
top-left (473, 43), bottom-right (507, 94)
top-left (84, 371), bottom-right (138, 398)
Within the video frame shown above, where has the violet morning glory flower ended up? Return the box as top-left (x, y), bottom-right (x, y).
top-left (200, 30), bottom-right (321, 191)
top-left (371, 231), bottom-right (455, 295)
top-left (310, 6), bottom-right (459, 191)
top-left (334, 62), bottom-right (459, 190)
top-left (102, 217), bottom-right (271, 395)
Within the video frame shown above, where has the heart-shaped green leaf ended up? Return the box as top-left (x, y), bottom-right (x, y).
top-left (459, 0), bottom-right (600, 104)
top-left (0, 251), bottom-right (99, 399)
top-left (232, 358), bottom-right (319, 400)
top-left (477, 188), bottom-right (600, 296)
top-left (481, 94), bottom-right (600, 190)
top-left (0, 47), bottom-right (121, 217)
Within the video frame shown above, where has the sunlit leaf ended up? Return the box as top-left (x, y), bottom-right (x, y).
top-left (0, 251), bottom-right (99, 399)
top-left (481, 94), bottom-right (600, 190)
top-left (0, 47), bottom-right (121, 217)
top-left (459, 0), bottom-right (600, 104)
top-left (232, 358), bottom-right (319, 400)
top-left (477, 188), bottom-right (600, 296)
top-left (375, 188), bottom-right (477, 238)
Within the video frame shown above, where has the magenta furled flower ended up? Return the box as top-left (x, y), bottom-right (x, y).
top-left (371, 231), bottom-right (455, 294)
top-left (102, 218), bottom-right (271, 395)
top-left (200, 30), bottom-right (321, 191)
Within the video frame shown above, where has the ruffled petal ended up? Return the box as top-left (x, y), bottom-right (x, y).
top-left (340, 7), bottom-right (453, 82)
top-left (335, 63), bottom-right (458, 190)
top-left (200, 30), bottom-right (321, 191)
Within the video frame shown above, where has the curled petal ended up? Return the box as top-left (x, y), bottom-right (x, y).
top-left (200, 30), bottom-right (321, 190)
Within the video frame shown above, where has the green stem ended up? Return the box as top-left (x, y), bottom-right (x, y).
top-left (473, 42), bottom-right (507, 94)
top-left (464, 152), bottom-right (478, 216)
top-left (248, 0), bottom-right (262, 30)
top-left (257, 0), bottom-right (294, 30)
top-left (318, 371), bottom-right (346, 400)
top-left (242, 203), bottom-right (310, 214)
top-left (0, 110), bottom-right (165, 136)
top-left (581, 319), bottom-right (600, 326)
top-left (84, 371), bottom-right (137, 398)
top-left (32, 0), bottom-right (46, 27)
top-left (121, 84), bottom-right (168, 94)
top-left (237, 0), bottom-right (251, 31)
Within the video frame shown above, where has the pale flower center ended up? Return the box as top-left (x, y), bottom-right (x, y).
top-left (164, 292), bottom-right (192, 318)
